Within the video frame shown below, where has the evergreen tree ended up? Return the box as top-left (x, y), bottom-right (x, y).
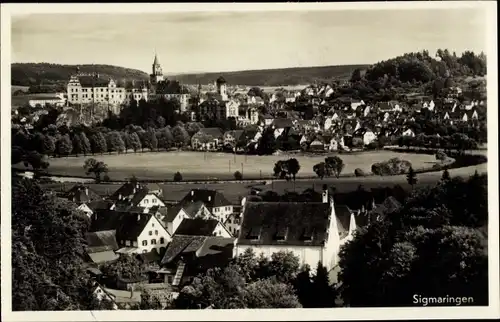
top-left (310, 262), bottom-right (336, 308)
top-left (406, 166), bottom-right (418, 188)
top-left (56, 134), bottom-right (73, 156)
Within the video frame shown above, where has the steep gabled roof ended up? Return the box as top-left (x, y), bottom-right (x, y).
top-left (180, 189), bottom-right (232, 208)
top-left (66, 184), bottom-right (102, 204)
top-left (109, 182), bottom-right (147, 201)
top-left (174, 218), bottom-right (220, 236)
top-left (90, 211), bottom-right (164, 242)
top-left (86, 230), bottom-right (119, 252)
top-left (77, 75), bottom-right (110, 88)
top-left (237, 202), bottom-right (331, 246)
top-left (161, 235), bottom-right (207, 264)
top-left (182, 201), bottom-right (206, 218)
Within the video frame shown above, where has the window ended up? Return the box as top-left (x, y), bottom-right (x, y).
top-left (125, 240), bottom-right (131, 246)
top-left (155, 230), bottom-right (158, 235)
top-left (142, 240), bottom-right (148, 246)
top-left (167, 275), bottom-right (174, 284)
top-left (151, 239), bottom-right (157, 245)
top-left (273, 225), bottom-right (288, 241)
top-left (247, 227), bottom-right (260, 240)
top-left (144, 199), bottom-right (149, 204)
top-left (149, 231), bottom-right (152, 236)
top-left (152, 199), bottom-right (157, 203)
top-left (160, 237), bottom-right (165, 244)
top-left (133, 241), bottom-right (138, 247)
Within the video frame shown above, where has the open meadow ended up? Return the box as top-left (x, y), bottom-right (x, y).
top-left (42, 150), bottom-right (441, 181)
top-left (41, 162), bottom-right (487, 204)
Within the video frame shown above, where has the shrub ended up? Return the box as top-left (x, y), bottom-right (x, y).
top-left (354, 168), bottom-right (365, 177)
top-left (366, 142), bottom-right (378, 150)
top-left (173, 172), bottom-right (183, 182)
top-left (435, 150), bottom-right (447, 161)
top-left (234, 171), bottom-right (243, 180)
top-left (371, 158), bottom-right (412, 176)
top-left (102, 174), bottom-right (111, 182)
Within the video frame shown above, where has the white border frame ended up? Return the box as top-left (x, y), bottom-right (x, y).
top-left (1, 2), bottom-right (498, 321)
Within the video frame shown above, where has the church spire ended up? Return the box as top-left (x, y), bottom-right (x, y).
top-left (153, 50), bottom-right (160, 66)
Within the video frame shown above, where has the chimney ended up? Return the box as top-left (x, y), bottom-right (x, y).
top-left (191, 190), bottom-right (194, 196)
top-left (322, 184), bottom-right (328, 203)
top-left (137, 214), bottom-right (141, 221)
top-left (85, 188), bottom-right (89, 196)
top-left (133, 188), bottom-right (136, 194)
top-left (119, 194), bottom-right (122, 200)
top-left (208, 196), bottom-right (211, 202)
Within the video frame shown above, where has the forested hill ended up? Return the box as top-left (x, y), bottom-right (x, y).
top-left (11, 63), bottom-right (149, 86)
top-left (169, 64), bottom-right (369, 86)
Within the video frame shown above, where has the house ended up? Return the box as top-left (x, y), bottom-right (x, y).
top-left (159, 235), bottom-right (235, 288)
top-left (179, 189), bottom-right (234, 223)
top-left (90, 211), bottom-right (172, 255)
top-left (223, 212), bottom-right (242, 237)
top-left (191, 127), bottom-right (224, 151)
top-left (401, 128), bottom-right (415, 137)
top-left (111, 187), bottom-right (165, 213)
top-left (309, 139), bottom-right (325, 152)
top-left (65, 184), bottom-right (102, 217)
top-left (174, 218), bottom-right (232, 238)
top-left (110, 181), bottom-right (161, 201)
top-left (225, 99), bottom-right (240, 118)
top-left (234, 187), bottom-right (358, 272)
top-left (350, 99), bottom-right (365, 110)
top-left (92, 283), bottom-right (119, 310)
top-left (85, 230), bottom-right (120, 264)
top-left (353, 128), bottom-right (377, 146)
top-left (163, 201), bottom-right (213, 235)
top-left (223, 130), bottom-right (245, 150)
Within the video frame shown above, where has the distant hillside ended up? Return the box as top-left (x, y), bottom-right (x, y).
top-left (11, 63), bottom-right (149, 86)
top-left (169, 64), bottom-right (369, 86)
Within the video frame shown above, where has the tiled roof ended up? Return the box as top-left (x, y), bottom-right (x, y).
top-left (86, 230), bottom-right (119, 252)
top-left (370, 196), bottom-right (402, 217)
top-left (237, 202), bottom-right (331, 246)
top-left (77, 75), bottom-right (110, 88)
top-left (180, 189), bottom-right (232, 208)
top-left (161, 235), bottom-right (207, 264)
top-left (182, 201), bottom-right (206, 218)
top-left (335, 205), bottom-right (353, 239)
top-left (87, 199), bottom-right (114, 212)
top-left (66, 184), bottom-right (102, 204)
top-left (272, 118), bottom-right (294, 129)
top-left (109, 182), bottom-right (146, 201)
top-left (164, 204), bottom-right (183, 223)
top-left (90, 210), bottom-right (159, 241)
top-left (195, 237), bottom-right (235, 257)
top-left (136, 250), bottom-right (162, 264)
top-left (174, 218), bottom-right (219, 236)
top-left (87, 250), bottom-right (120, 264)
top-left (197, 127), bottom-right (223, 138)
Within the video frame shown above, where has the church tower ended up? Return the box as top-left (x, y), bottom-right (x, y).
top-left (150, 52), bottom-right (164, 86)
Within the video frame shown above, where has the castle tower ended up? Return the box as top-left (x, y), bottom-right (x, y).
top-left (216, 76), bottom-right (228, 101)
top-left (150, 52), bottom-right (164, 86)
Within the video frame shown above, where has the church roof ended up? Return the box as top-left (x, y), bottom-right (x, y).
top-left (153, 53), bottom-right (160, 66)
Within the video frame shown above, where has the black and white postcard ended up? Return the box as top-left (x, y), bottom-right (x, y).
top-left (1, 2), bottom-right (498, 321)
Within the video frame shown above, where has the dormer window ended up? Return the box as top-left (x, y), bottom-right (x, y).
top-left (246, 227), bottom-right (260, 240)
top-left (300, 227), bottom-right (314, 241)
top-left (273, 225), bottom-right (288, 241)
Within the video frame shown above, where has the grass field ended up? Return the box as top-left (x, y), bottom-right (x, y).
top-left (42, 162), bottom-right (487, 204)
top-left (42, 150), bottom-right (440, 181)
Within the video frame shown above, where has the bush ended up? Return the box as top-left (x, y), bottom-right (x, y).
top-left (102, 174), bottom-right (111, 182)
top-left (371, 158), bottom-right (412, 176)
top-left (435, 150), bottom-right (447, 161)
top-left (234, 171), bottom-right (243, 180)
top-left (366, 142), bottom-right (378, 150)
top-left (354, 168), bottom-right (365, 177)
top-left (173, 172), bottom-right (183, 182)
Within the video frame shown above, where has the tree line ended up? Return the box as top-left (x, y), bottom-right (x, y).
top-left (397, 132), bottom-right (479, 154)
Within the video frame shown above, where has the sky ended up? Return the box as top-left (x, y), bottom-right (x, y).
top-left (11, 8), bottom-right (487, 75)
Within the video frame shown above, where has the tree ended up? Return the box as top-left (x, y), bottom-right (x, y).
top-left (156, 127), bottom-right (174, 150)
top-left (406, 166), bottom-right (418, 188)
top-left (72, 133), bottom-right (83, 156)
top-left (338, 176), bottom-right (488, 307)
top-left (172, 125), bottom-right (190, 148)
top-left (435, 150), bottom-right (447, 161)
top-left (106, 131), bottom-right (126, 153)
top-left (313, 162), bottom-right (327, 179)
top-left (129, 132), bottom-right (142, 153)
top-left (287, 158), bottom-right (300, 181)
top-left (256, 128), bottom-right (278, 155)
top-left (156, 115), bottom-right (166, 128)
top-left (42, 135), bottom-right (56, 156)
top-left (234, 171), bottom-right (243, 180)
top-left (173, 171), bottom-right (183, 182)
top-left (350, 68), bottom-right (364, 82)
top-left (23, 151), bottom-right (50, 176)
top-left (31, 132), bottom-right (46, 154)
top-left (310, 262), bottom-right (336, 308)
top-left (12, 178), bottom-right (93, 310)
top-left (79, 132), bottom-right (92, 156)
top-left (441, 169), bottom-right (451, 182)
top-left (243, 278), bottom-right (302, 308)
top-left (83, 158), bottom-right (109, 183)
top-left (120, 131), bottom-right (132, 153)
top-left (90, 132), bottom-right (107, 155)
top-left (56, 134), bottom-right (73, 156)
top-left (325, 156), bottom-right (345, 178)
top-left (100, 255), bottom-right (147, 287)
top-left (354, 168), bottom-right (365, 177)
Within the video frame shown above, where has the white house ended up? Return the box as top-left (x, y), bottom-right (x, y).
top-left (77, 203), bottom-right (94, 217)
top-left (179, 189), bottom-right (234, 224)
top-left (402, 128), bottom-right (415, 137)
top-left (90, 211), bottom-right (172, 255)
top-left (362, 130), bottom-right (377, 146)
top-left (225, 100), bottom-right (240, 118)
top-left (163, 201), bottom-right (213, 235)
top-left (111, 189), bottom-right (165, 212)
top-left (234, 188), bottom-right (358, 272)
